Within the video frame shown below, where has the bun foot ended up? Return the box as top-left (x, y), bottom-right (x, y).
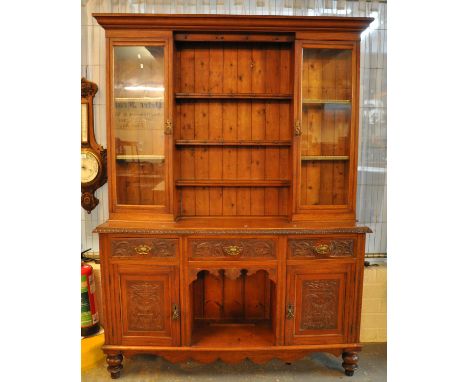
top-left (342, 350), bottom-right (359, 377)
top-left (106, 353), bottom-right (123, 379)
top-left (110, 371), bottom-right (121, 379)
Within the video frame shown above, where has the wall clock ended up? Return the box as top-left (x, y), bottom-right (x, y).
top-left (81, 77), bottom-right (107, 213)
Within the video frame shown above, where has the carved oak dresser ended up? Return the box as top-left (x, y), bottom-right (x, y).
top-left (93, 13), bottom-right (373, 379)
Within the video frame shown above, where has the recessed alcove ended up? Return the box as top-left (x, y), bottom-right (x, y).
top-left (189, 269), bottom-right (277, 347)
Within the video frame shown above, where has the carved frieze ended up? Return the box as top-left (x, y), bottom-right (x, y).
top-left (300, 280), bottom-right (339, 330)
top-left (126, 280), bottom-right (165, 332)
top-left (190, 239), bottom-right (275, 258)
top-left (289, 239), bottom-right (354, 258)
top-left (111, 238), bottom-right (177, 258)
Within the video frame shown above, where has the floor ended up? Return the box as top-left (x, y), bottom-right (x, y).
top-left (82, 343), bottom-right (386, 381)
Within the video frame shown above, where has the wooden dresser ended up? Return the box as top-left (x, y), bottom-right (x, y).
top-left (93, 14), bottom-right (372, 379)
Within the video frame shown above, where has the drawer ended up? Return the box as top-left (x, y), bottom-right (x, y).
top-left (110, 237), bottom-right (178, 259)
top-left (288, 238), bottom-right (355, 259)
top-left (188, 238), bottom-right (276, 260)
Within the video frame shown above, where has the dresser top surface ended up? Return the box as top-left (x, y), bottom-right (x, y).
top-left (95, 218), bottom-right (371, 235)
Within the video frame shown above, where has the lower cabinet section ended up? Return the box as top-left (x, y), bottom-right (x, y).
top-left (285, 263), bottom-right (354, 345)
top-left (112, 264), bottom-right (180, 346)
top-left (100, 232), bottom-right (366, 378)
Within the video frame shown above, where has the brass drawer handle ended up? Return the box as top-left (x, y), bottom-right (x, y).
top-left (172, 304), bottom-right (180, 320)
top-left (314, 243), bottom-right (330, 255)
top-left (134, 244), bottom-right (152, 255)
top-left (286, 303), bottom-right (295, 319)
top-left (223, 245), bottom-right (242, 256)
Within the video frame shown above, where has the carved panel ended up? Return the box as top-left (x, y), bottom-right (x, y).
top-left (187, 268), bottom-right (277, 284)
top-left (300, 280), bottom-right (339, 330)
top-left (289, 239), bottom-right (354, 258)
top-left (190, 239), bottom-right (275, 259)
top-left (111, 238), bottom-right (177, 258)
top-left (126, 280), bottom-right (165, 331)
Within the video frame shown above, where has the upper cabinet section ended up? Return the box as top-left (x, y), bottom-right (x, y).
top-left (95, 14), bottom-right (372, 222)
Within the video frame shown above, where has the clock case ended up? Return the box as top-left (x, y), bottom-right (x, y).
top-left (81, 77), bottom-right (107, 213)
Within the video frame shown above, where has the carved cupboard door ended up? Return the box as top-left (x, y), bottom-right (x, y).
top-left (113, 264), bottom-right (180, 346)
top-left (285, 263), bottom-right (353, 345)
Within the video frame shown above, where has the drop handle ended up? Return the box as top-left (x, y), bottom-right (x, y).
top-left (286, 303), bottom-right (295, 319)
top-left (172, 304), bottom-right (180, 320)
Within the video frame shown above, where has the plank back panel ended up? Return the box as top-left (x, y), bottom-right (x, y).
top-left (192, 270), bottom-right (272, 322)
top-left (175, 41), bottom-right (293, 217)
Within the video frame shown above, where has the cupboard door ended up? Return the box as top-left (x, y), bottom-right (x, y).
top-left (285, 263), bottom-right (352, 345)
top-left (112, 41), bottom-right (172, 211)
top-left (114, 264), bottom-right (180, 346)
top-left (295, 43), bottom-right (356, 212)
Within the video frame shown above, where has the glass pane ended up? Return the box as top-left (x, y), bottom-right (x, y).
top-left (113, 46), bottom-right (166, 206)
top-left (300, 48), bottom-right (352, 206)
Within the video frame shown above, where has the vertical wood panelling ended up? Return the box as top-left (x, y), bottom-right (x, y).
top-left (236, 47), bottom-right (253, 215)
top-left (192, 270), bottom-right (272, 322)
top-left (222, 46), bottom-right (238, 216)
top-left (208, 45), bottom-right (224, 216)
top-left (194, 46), bottom-right (210, 215)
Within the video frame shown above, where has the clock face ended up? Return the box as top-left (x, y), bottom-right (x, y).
top-left (81, 151), bottom-right (100, 184)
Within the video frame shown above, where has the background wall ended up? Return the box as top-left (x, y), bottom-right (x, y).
top-left (81, 0), bottom-right (387, 256)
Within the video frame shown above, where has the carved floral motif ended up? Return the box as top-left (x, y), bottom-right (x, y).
top-left (111, 239), bottom-right (177, 257)
top-left (300, 280), bottom-right (339, 330)
top-left (126, 280), bottom-right (164, 331)
top-left (289, 239), bottom-right (354, 258)
top-left (191, 239), bottom-right (275, 258)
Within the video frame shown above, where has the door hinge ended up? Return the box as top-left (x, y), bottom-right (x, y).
top-left (172, 303), bottom-right (180, 320)
top-left (286, 303), bottom-right (295, 319)
top-left (294, 120), bottom-right (301, 136)
top-left (164, 120), bottom-right (173, 135)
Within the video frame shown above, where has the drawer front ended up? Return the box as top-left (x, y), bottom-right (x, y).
top-left (189, 238), bottom-right (276, 260)
top-left (288, 238), bottom-right (355, 259)
top-left (110, 238), bottom-right (178, 259)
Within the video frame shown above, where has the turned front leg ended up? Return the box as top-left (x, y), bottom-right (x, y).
top-left (106, 353), bottom-right (123, 379)
top-left (342, 350), bottom-right (359, 376)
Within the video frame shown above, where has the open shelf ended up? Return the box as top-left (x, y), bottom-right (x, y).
top-left (175, 140), bottom-right (292, 147)
top-left (116, 154), bottom-right (165, 162)
top-left (301, 155), bottom-right (349, 161)
top-left (191, 321), bottom-right (274, 347)
top-left (176, 179), bottom-right (290, 187)
top-left (176, 93), bottom-right (293, 100)
top-left (302, 99), bottom-right (351, 104)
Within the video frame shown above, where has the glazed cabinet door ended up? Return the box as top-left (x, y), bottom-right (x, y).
top-left (112, 264), bottom-right (180, 346)
top-left (110, 35), bottom-right (173, 216)
top-left (285, 263), bottom-right (353, 345)
top-left (293, 41), bottom-right (358, 218)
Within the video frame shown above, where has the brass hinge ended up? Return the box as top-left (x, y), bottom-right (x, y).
top-left (294, 120), bottom-right (301, 136)
top-left (164, 120), bottom-right (173, 135)
top-left (286, 303), bottom-right (295, 319)
top-left (172, 303), bottom-right (180, 320)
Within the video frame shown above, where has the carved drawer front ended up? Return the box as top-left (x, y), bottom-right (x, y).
top-left (111, 238), bottom-right (178, 258)
top-left (188, 238), bottom-right (276, 260)
top-left (288, 238), bottom-right (355, 259)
